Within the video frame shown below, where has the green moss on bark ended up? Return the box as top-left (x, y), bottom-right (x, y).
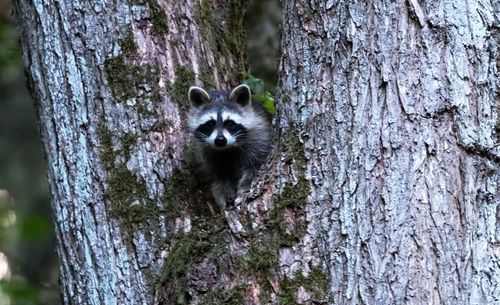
top-left (229, 112), bottom-right (317, 303)
top-left (280, 267), bottom-right (330, 304)
top-left (274, 178), bottom-right (309, 209)
top-left (230, 120), bottom-right (311, 303)
top-left (199, 285), bottom-right (246, 305)
top-left (97, 122), bottom-right (160, 248)
top-left (242, 242), bottom-right (278, 274)
top-left (104, 164), bottom-right (160, 227)
top-left (148, 0), bottom-right (169, 35)
top-left (127, 0), bottom-right (168, 35)
top-left (168, 67), bottom-right (195, 109)
top-left (104, 56), bottom-right (137, 101)
top-left (281, 122), bottom-right (307, 168)
top-left (104, 57), bottom-right (160, 102)
top-left (199, 60), bottom-right (215, 89)
top-left (156, 227), bottom-right (244, 305)
top-left (269, 178), bottom-right (309, 247)
top-left (122, 133), bottom-right (137, 158)
top-left (194, 1), bottom-right (248, 84)
top-left (224, 1), bottom-right (248, 65)
top-left (97, 121), bottom-right (116, 168)
top-left (154, 212), bottom-right (229, 301)
top-left (120, 28), bottom-right (138, 56)
top-left (159, 232), bottom-right (211, 281)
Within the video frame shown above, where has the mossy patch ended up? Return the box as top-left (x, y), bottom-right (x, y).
top-left (281, 122), bottom-right (307, 168)
top-left (122, 133), bottom-right (137, 158)
top-left (194, 1), bottom-right (216, 47)
top-left (97, 122), bottom-right (160, 249)
top-left (241, 242), bottom-right (278, 274)
top-left (269, 178), bottom-right (309, 247)
top-left (127, 0), bottom-right (168, 35)
top-left (106, 164), bottom-right (146, 203)
top-left (220, 1), bottom-right (248, 65)
top-left (105, 165), bottom-right (156, 222)
top-left (97, 121), bottom-right (116, 167)
top-left (104, 24), bottom-right (162, 115)
top-left (232, 118), bottom-right (313, 302)
top-left (120, 28), bottom-right (138, 57)
top-left (158, 148), bottom-right (227, 275)
top-left (104, 56), bottom-right (137, 101)
top-left (159, 232), bottom-right (211, 281)
top-left (154, 151), bottom-right (230, 297)
top-left (162, 163), bottom-right (213, 220)
top-left (168, 67), bottom-right (195, 109)
top-left (280, 267), bottom-right (330, 304)
top-left (234, 122), bottom-right (311, 302)
top-left (237, 236), bottom-right (278, 304)
top-left (99, 128), bottom-right (159, 225)
top-left (104, 56), bottom-right (161, 104)
top-left (154, 212), bottom-right (229, 301)
top-left (162, 169), bottom-right (188, 219)
top-left (199, 60), bottom-right (215, 89)
top-left (199, 285), bottom-right (246, 305)
top-left (147, 0), bottom-right (169, 35)
top-left (273, 178), bottom-right (309, 210)
top-left (194, 1), bottom-right (248, 83)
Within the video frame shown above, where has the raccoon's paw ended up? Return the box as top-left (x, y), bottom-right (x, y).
top-left (214, 194), bottom-right (237, 210)
top-left (237, 171), bottom-right (252, 191)
top-left (211, 182), bottom-right (236, 210)
top-left (235, 171), bottom-right (254, 202)
top-left (234, 188), bottom-right (246, 205)
top-left (213, 195), bottom-right (227, 210)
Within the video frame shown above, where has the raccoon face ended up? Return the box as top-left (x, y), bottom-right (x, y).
top-left (188, 84), bottom-right (251, 150)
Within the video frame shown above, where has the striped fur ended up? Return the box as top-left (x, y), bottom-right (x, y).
top-left (187, 84), bottom-right (272, 209)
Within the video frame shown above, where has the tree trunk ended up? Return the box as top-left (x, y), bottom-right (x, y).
top-left (272, 0), bottom-right (499, 304)
top-left (13, 0), bottom-right (249, 303)
top-left (14, 0), bottom-right (500, 304)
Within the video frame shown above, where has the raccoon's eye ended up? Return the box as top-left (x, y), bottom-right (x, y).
top-left (224, 120), bottom-right (235, 127)
top-left (205, 120), bottom-right (216, 127)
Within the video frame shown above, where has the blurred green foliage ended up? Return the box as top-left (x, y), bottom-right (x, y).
top-left (0, 23), bottom-right (21, 74)
top-left (243, 74), bottom-right (276, 115)
top-left (19, 215), bottom-right (52, 242)
top-left (0, 1), bottom-right (59, 304)
top-left (246, 0), bottom-right (281, 92)
top-left (1, 280), bottom-right (41, 304)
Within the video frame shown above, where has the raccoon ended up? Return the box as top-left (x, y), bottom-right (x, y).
top-left (187, 84), bottom-right (272, 209)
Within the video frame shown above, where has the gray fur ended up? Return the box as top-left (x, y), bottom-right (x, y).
top-left (187, 85), bottom-right (272, 209)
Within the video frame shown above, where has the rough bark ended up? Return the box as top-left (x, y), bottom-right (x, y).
top-left (13, 0), bottom-right (249, 303)
top-left (14, 0), bottom-right (500, 304)
top-left (272, 0), bottom-right (500, 304)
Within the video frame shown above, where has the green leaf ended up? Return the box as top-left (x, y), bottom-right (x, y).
top-left (262, 91), bottom-right (276, 115)
top-left (243, 77), bottom-right (264, 92)
top-left (242, 74), bottom-right (276, 115)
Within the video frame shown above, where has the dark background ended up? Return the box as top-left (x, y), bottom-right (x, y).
top-left (0, 0), bottom-right (59, 303)
top-left (0, 0), bottom-right (279, 303)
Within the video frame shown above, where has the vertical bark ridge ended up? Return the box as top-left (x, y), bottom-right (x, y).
top-left (277, 0), bottom-right (499, 304)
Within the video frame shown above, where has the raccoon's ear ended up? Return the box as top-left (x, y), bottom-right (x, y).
top-left (229, 84), bottom-right (251, 107)
top-left (188, 86), bottom-right (210, 107)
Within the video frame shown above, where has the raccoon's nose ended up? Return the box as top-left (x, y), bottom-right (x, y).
top-left (214, 135), bottom-right (227, 147)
